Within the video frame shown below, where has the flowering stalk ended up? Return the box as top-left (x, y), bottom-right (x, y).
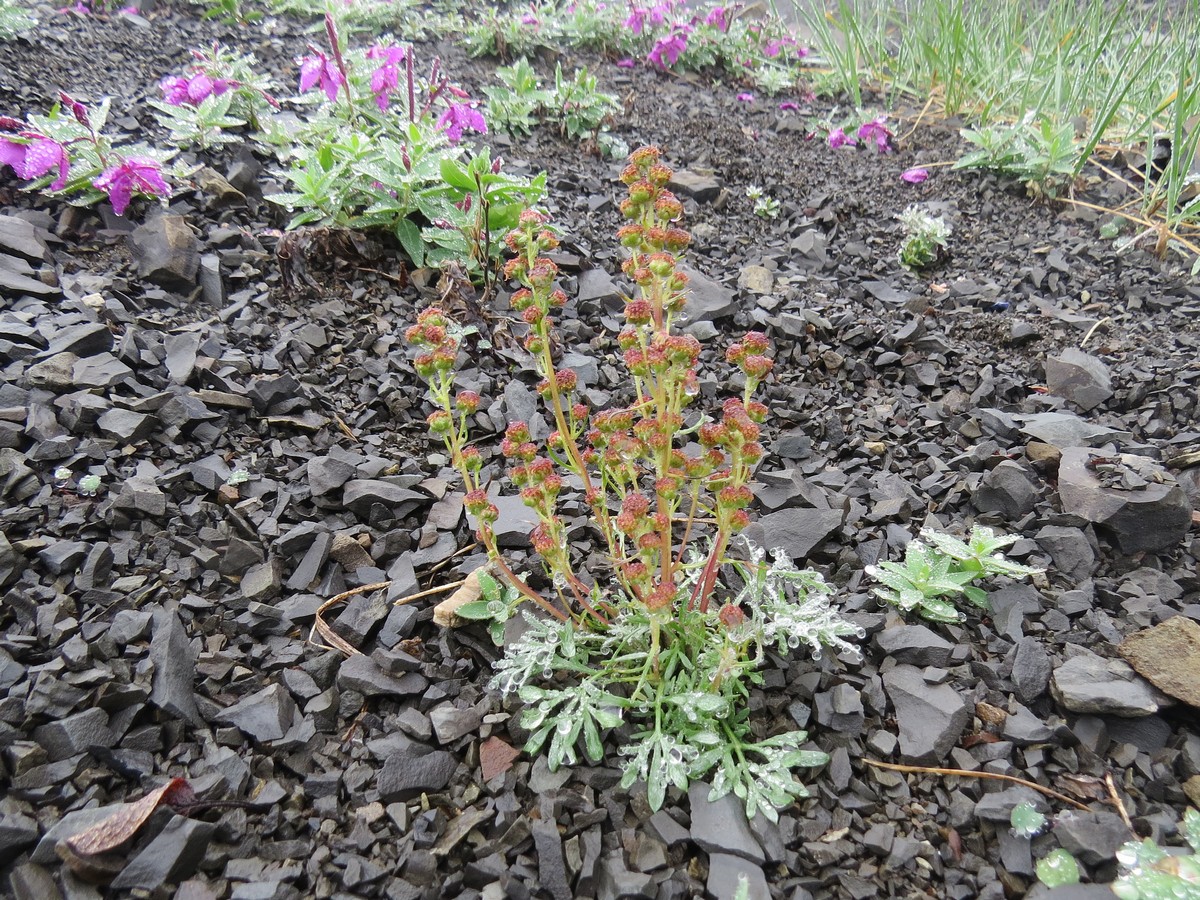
top-left (405, 309), bottom-right (567, 623)
top-left (408, 146), bottom-right (776, 632)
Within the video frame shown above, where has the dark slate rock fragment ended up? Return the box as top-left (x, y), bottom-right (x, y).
top-left (882, 665), bottom-right (970, 764)
top-left (973, 460), bottom-right (1037, 520)
top-left (1050, 650), bottom-right (1162, 716)
top-left (1045, 348), bottom-right (1113, 412)
top-left (342, 480), bottom-right (426, 518)
top-left (37, 540), bottom-right (88, 575)
top-left (667, 168), bottom-right (721, 202)
top-left (285, 531), bottom-right (332, 591)
top-left (429, 703), bottom-right (483, 745)
top-left (1057, 448), bottom-right (1190, 553)
top-left (876, 624), bottom-right (955, 667)
top-left (97, 407), bottom-right (155, 443)
top-left (1035, 525), bottom-right (1095, 581)
top-left (377, 750), bottom-right (457, 801)
top-left (246, 374), bottom-right (302, 412)
top-left (44, 321), bottom-right (112, 357)
top-left (110, 815), bottom-right (217, 890)
top-left (308, 449), bottom-right (358, 497)
top-left (707, 853), bottom-right (770, 900)
top-left (1053, 811), bottom-right (1130, 866)
top-left (337, 654), bottom-right (426, 698)
top-left (531, 819), bottom-right (571, 900)
top-left (149, 608), bottom-right (203, 726)
top-left (241, 559), bottom-right (282, 603)
top-left (749, 506), bottom-right (844, 561)
top-left (1010, 637), bottom-right (1052, 703)
top-left (688, 783), bottom-right (764, 863)
top-left (0, 811), bottom-right (38, 866)
top-left (33, 707), bottom-right (115, 761)
top-left (680, 265), bottom-right (736, 322)
top-left (813, 683), bottom-right (864, 736)
top-left (216, 684), bottom-right (296, 742)
top-left (130, 215), bottom-right (199, 291)
top-left (595, 850), bottom-right (656, 900)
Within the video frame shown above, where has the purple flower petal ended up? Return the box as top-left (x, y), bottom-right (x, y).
top-left (828, 127), bottom-right (856, 149)
top-left (94, 156), bottom-right (170, 217)
top-left (616, 57), bottom-right (636, 68)
top-left (901, 167), bottom-right (929, 184)
top-left (778, 101), bottom-right (801, 112)
top-left (737, 92), bottom-right (754, 103)
top-left (0, 138), bottom-right (25, 172)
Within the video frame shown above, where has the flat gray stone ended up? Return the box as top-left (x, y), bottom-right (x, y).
top-left (1045, 348), bottom-right (1113, 412)
top-left (707, 853), bottom-right (769, 900)
top-left (750, 506), bottom-right (844, 561)
top-left (216, 683), bottom-right (296, 742)
top-left (688, 783), bottom-right (763, 863)
top-left (1057, 448), bottom-right (1191, 553)
top-left (150, 608), bottom-right (203, 726)
top-left (111, 815), bottom-right (216, 890)
top-left (1050, 649), bottom-right (1163, 716)
top-left (882, 665), bottom-right (971, 764)
top-left (130, 215), bottom-right (199, 291)
top-left (377, 750), bottom-right (457, 801)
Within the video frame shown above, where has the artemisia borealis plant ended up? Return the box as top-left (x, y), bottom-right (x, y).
top-left (406, 146), bottom-right (860, 818)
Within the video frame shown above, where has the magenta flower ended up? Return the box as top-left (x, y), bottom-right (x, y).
top-left (856, 116), bottom-right (893, 153)
top-left (616, 57), bottom-right (636, 68)
top-left (520, 11), bottom-right (538, 25)
top-left (367, 45), bottom-right (406, 111)
top-left (1, 137), bottom-right (71, 190)
top-left (624, 7), bottom-right (646, 33)
top-left (298, 51), bottom-right (345, 103)
top-left (160, 73), bottom-right (229, 107)
top-left (648, 31), bottom-right (688, 69)
top-left (778, 101), bottom-right (801, 112)
top-left (93, 156), bottom-right (170, 216)
top-left (901, 167), bottom-right (929, 184)
top-left (704, 6), bottom-right (728, 30)
top-left (828, 127), bottom-right (856, 149)
top-left (437, 103), bottom-right (487, 144)
top-left (736, 92), bottom-right (754, 103)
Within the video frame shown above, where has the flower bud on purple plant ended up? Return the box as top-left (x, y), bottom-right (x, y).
top-left (617, 224), bottom-right (643, 247)
top-left (427, 409), bottom-right (452, 433)
top-left (455, 390), bottom-right (480, 414)
top-left (628, 180), bottom-right (654, 204)
top-left (503, 257), bottom-right (527, 281)
top-left (572, 403), bottom-right (588, 421)
top-left (669, 271), bottom-right (689, 291)
top-left (522, 306), bottom-right (545, 326)
top-left (549, 289), bottom-right (567, 308)
top-left (743, 331), bottom-right (769, 354)
top-left (745, 400), bottom-right (768, 423)
top-left (665, 227), bottom-right (691, 251)
top-left (59, 92), bottom-right (90, 128)
top-left (528, 258), bottom-right (557, 288)
top-left (537, 229), bottom-right (559, 251)
top-left (654, 193), bottom-right (683, 221)
top-left (647, 252), bottom-right (675, 277)
top-left (413, 352), bottom-right (436, 378)
top-left (645, 581), bottom-right (674, 611)
top-left (729, 509), bottom-right (751, 530)
top-left (617, 327), bottom-right (639, 351)
top-left (620, 162), bottom-right (641, 184)
top-left (718, 602), bottom-right (746, 628)
top-left (555, 369), bottom-right (577, 392)
top-left (524, 334), bottom-right (545, 354)
top-left (530, 522), bottom-right (557, 555)
top-left (624, 299), bottom-right (652, 325)
top-left (647, 163), bottom-right (672, 188)
top-left (464, 488), bottom-right (491, 514)
top-left (460, 446), bottom-right (482, 471)
top-left (741, 354), bottom-right (773, 380)
top-left (630, 146), bottom-right (660, 166)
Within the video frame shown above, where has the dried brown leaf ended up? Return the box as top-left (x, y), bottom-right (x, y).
top-left (64, 778), bottom-right (197, 857)
top-left (434, 567), bottom-right (484, 628)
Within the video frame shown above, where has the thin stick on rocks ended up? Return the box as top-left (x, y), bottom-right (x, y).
top-left (308, 581), bottom-right (391, 657)
top-left (863, 759), bottom-right (1092, 811)
top-left (1105, 772), bottom-right (1134, 833)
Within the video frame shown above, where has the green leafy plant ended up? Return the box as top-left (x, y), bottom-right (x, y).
top-left (407, 147), bottom-right (861, 818)
top-left (552, 63), bottom-right (618, 141)
top-left (151, 44), bottom-right (278, 151)
top-left (188, 0), bottom-right (261, 26)
top-left (262, 12), bottom-right (544, 272)
top-left (485, 58), bottom-right (551, 136)
top-left (955, 114), bottom-right (1082, 198)
top-left (746, 185), bottom-right (780, 219)
top-left (1010, 801), bottom-right (1049, 838)
top-left (0, 0), bottom-right (34, 39)
top-left (865, 525), bottom-right (1042, 623)
top-left (1111, 809), bottom-right (1200, 899)
top-left (897, 204), bottom-right (951, 270)
top-left (1038, 849), bottom-right (1083, 888)
top-left (453, 568), bottom-right (524, 645)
